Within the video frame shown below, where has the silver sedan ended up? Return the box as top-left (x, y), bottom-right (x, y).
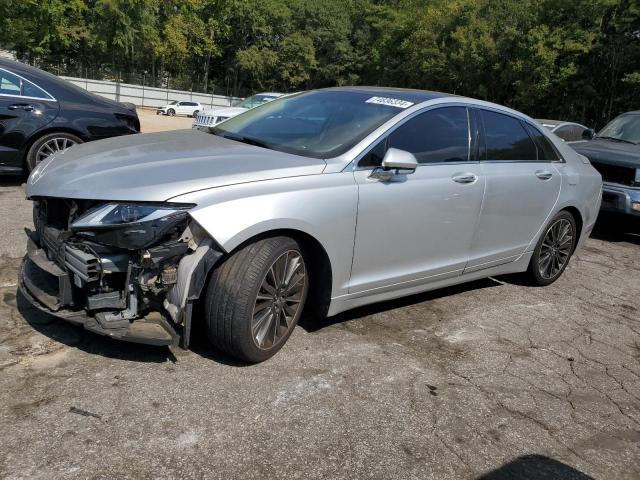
top-left (21, 87), bottom-right (602, 362)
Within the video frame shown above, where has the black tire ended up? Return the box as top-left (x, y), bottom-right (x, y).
top-left (167, 108), bottom-right (175, 116)
top-left (204, 236), bottom-right (309, 363)
top-left (25, 132), bottom-right (82, 172)
top-left (192, 110), bottom-right (199, 118)
top-left (527, 211), bottom-right (577, 286)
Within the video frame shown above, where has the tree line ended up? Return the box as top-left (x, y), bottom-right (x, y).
top-left (1, 0), bottom-right (639, 127)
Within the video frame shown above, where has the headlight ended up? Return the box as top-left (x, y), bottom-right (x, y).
top-left (71, 203), bottom-right (194, 250)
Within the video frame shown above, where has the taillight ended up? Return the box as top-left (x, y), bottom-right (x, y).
top-left (115, 113), bottom-right (140, 132)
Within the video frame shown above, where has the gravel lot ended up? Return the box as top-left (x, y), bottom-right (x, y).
top-left (0, 115), bottom-right (638, 479)
top-left (138, 108), bottom-right (194, 133)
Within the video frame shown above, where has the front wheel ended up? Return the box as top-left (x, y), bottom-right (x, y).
top-left (204, 236), bottom-right (308, 363)
top-left (527, 211), bottom-right (577, 286)
top-left (167, 108), bottom-right (175, 116)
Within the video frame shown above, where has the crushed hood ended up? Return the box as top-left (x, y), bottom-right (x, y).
top-left (572, 138), bottom-right (640, 169)
top-left (26, 130), bottom-right (326, 202)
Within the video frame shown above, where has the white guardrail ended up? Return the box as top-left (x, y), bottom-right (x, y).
top-left (60, 76), bottom-right (242, 109)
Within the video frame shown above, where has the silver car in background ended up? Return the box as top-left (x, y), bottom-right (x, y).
top-left (536, 119), bottom-right (591, 143)
top-left (20, 87), bottom-right (602, 362)
top-left (192, 92), bottom-right (283, 130)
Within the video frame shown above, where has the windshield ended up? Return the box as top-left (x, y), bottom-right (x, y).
top-left (211, 90), bottom-right (413, 158)
top-left (236, 94), bottom-right (279, 109)
top-left (169, 101), bottom-right (178, 105)
top-left (598, 114), bottom-right (640, 144)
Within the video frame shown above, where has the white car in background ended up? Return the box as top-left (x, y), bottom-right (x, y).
top-left (193, 92), bottom-right (283, 130)
top-left (157, 101), bottom-right (202, 117)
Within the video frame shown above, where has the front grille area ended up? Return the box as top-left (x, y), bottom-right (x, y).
top-left (591, 162), bottom-right (638, 186)
top-left (195, 113), bottom-right (216, 126)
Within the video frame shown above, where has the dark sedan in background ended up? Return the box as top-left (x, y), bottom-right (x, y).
top-left (573, 111), bottom-right (640, 217)
top-left (0, 59), bottom-right (140, 173)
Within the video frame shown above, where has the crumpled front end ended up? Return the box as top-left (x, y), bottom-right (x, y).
top-left (19, 197), bottom-right (221, 346)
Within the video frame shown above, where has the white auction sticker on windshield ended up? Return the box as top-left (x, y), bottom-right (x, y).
top-left (365, 96), bottom-right (414, 109)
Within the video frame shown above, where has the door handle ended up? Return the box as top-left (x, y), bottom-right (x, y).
top-left (535, 170), bottom-right (553, 180)
top-left (8, 104), bottom-right (35, 112)
top-left (451, 173), bottom-right (478, 184)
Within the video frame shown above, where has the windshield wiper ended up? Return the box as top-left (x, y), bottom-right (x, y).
top-left (222, 133), bottom-right (272, 149)
top-left (596, 135), bottom-right (638, 145)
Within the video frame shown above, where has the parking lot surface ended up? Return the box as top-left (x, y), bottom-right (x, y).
top-left (0, 117), bottom-right (638, 479)
top-left (139, 109), bottom-right (194, 133)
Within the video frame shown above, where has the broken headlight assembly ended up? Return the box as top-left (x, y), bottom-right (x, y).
top-left (71, 203), bottom-right (194, 250)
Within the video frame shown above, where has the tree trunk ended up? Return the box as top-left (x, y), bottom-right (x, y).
top-left (203, 53), bottom-right (211, 92)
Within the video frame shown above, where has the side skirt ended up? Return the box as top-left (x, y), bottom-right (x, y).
top-left (327, 252), bottom-right (533, 317)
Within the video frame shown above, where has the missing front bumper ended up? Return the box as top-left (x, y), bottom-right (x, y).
top-left (19, 256), bottom-right (180, 346)
top-left (20, 217), bottom-right (223, 348)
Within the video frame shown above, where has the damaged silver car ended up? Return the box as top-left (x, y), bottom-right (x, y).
top-left (20, 87), bottom-right (602, 362)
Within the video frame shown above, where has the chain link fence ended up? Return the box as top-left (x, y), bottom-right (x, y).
top-left (61, 76), bottom-right (242, 109)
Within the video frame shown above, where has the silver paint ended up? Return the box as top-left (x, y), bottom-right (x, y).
top-left (26, 93), bottom-right (603, 318)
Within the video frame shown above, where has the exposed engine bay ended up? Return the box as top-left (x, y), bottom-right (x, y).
top-left (20, 197), bottom-right (221, 346)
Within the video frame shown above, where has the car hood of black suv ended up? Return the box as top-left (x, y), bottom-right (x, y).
top-left (573, 138), bottom-right (640, 169)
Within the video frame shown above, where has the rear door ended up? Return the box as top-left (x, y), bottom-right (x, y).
top-left (0, 67), bottom-right (59, 172)
top-left (466, 109), bottom-right (561, 272)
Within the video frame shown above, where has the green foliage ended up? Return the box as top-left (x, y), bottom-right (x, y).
top-left (1, 0), bottom-right (639, 126)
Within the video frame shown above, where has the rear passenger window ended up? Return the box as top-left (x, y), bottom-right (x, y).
top-left (525, 123), bottom-right (561, 161)
top-left (21, 80), bottom-right (51, 99)
top-left (481, 110), bottom-right (537, 161)
top-left (0, 69), bottom-right (21, 95)
top-left (388, 107), bottom-right (470, 164)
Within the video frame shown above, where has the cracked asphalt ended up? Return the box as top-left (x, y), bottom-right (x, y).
top-left (0, 119), bottom-right (638, 479)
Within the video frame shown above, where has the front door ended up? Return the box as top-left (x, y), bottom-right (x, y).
top-left (350, 106), bottom-right (485, 294)
top-left (466, 109), bottom-right (562, 271)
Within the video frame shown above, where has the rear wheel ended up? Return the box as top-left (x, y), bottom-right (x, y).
top-left (527, 211), bottom-right (577, 286)
top-left (204, 236), bottom-right (308, 363)
top-left (191, 110), bottom-right (199, 118)
top-left (26, 132), bottom-right (82, 171)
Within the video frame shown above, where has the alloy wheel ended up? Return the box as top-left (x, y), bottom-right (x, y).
top-left (251, 250), bottom-right (306, 350)
top-left (538, 218), bottom-right (574, 280)
top-left (36, 137), bottom-right (77, 164)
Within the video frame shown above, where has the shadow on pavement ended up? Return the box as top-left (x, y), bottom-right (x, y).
top-left (477, 455), bottom-right (594, 480)
top-left (16, 289), bottom-right (176, 363)
top-left (591, 212), bottom-right (640, 246)
top-left (299, 277), bottom-right (502, 333)
top-left (0, 176), bottom-right (26, 187)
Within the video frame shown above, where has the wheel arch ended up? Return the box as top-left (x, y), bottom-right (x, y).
top-left (20, 126), bottom-right (88, 168)
top-left (223, 228), bottom-right (333, 319)
top-left (559, 205), bottom-right (584, 252)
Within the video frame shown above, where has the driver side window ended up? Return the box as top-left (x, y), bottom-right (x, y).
top-left (359, 138), bottom-right (387, 168)
top-left (358, 106), bottom-right (471, 167)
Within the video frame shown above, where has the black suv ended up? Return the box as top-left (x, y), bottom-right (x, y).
top-left (573, 112), bottom-right (640, 217)
top-left (0, 59), bottom-right (140, 173)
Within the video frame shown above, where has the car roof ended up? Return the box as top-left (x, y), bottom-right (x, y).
top-left (323, 86), bottom-right (451, 103)
top-left (536, 119), bottom-right (562, 127)
top-left (0, 58), bottom-right (127, 109)
top-left (536, 119), bottom-right (588, 129)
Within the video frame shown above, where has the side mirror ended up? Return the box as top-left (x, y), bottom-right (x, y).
top-left (369, 148), bottom-right (418, 181)
top-left (582, 128), bottom-right (595, 140)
